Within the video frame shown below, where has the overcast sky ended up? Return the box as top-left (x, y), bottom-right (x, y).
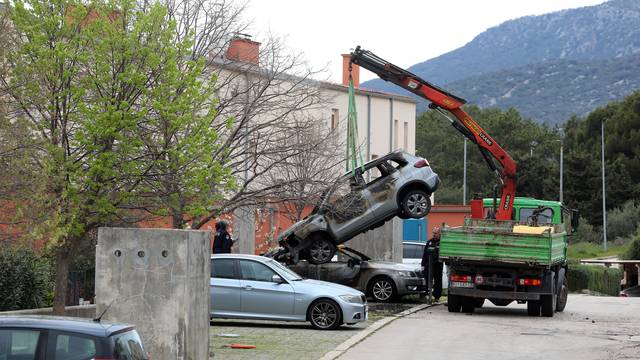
top-left (244, 0), bottom-right (606, 83)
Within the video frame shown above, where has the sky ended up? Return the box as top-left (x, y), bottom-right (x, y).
top-left (244, 0), bottom-right (606, 83)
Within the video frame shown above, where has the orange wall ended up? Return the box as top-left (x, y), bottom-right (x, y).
top-left (427, 205), bottom-right (471, 237)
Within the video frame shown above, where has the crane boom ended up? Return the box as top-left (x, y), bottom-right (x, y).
top-left (350, 46), bottom-right (517, 220)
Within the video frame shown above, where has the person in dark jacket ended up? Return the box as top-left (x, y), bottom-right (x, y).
top-left (421, 226), bottom-right (443, 302)
top-left (213, 221), bottom-right (233, 254)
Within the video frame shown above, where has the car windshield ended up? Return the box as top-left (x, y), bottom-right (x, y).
top-left (112, 330), bottom-right (147, 360)
top-left (268, 259), bottom-right (303, 281)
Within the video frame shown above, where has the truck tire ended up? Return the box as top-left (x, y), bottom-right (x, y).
top-left (556, 275), bottom-right (568, 312)
top-left (461, 297), bottom-right (475, 313)
top-left (474, 298), bottom-right (485, 308)
top-left (448, 294), bottom-right (462, 313)
top-left (527, 300), bottom-right (540, 317)
top-left (540, 295), bottom-right (555, 317)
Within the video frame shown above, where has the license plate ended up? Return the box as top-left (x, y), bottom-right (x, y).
top-left (451, 281), bottom-right (474, 288)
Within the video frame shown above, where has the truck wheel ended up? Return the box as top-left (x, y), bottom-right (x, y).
top-left (527, 300), bottom-right (540, 317)
top-left (461, 297), bottom-right (475, 313)
top-left (401, 189), bottom-right (432, 218)
top-left (307, 235), bottom-right (336, 265)
top-left (447, 294), bottom-right (462, 312)
top-left (540, 295), bottom-right (555, 317)
top-left (474, 298), bottom-right (485, 308)
top-left (556, 275), bottom-right (568, 312)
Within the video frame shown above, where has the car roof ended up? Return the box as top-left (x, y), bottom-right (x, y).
top-left (0, 315), bottom-right (134, 338)
top-left (211, 253), bottom-right (272, 263)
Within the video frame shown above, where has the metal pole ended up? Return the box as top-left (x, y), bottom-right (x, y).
top-left (560, 142), bottom-right (563, 203)
top-left (463, 138), bottom-right (467, 205)
top-left (601, 120), bottom-right (608, 251)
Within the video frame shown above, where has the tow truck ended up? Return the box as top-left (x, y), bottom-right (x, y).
top-left (350, 46), bottom-right (578, 317)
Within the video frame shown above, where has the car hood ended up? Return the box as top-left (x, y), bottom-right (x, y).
top-left (363, 261), bottom-right (421, 272)
top-left (292, 278), bottom-right (364, 296)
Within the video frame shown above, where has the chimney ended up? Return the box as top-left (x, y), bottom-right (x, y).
top-left (226, 35), bottom-right (260, 65)
top-left (342, 54), bottom-right (359, 87)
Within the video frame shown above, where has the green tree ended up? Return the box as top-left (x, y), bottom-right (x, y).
top-left (2, 0), bottom-right (229, 313)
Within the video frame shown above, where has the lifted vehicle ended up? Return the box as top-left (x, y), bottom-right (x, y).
top-left (275, 151), bottom-right (439, 265)
top-left (289, 246), bottom-right (426, 302)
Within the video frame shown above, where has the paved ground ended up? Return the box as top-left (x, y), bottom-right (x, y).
top-left (209, 303), bottom-right (415, 359)
top-left (338, 295), bottom-right (640, 360)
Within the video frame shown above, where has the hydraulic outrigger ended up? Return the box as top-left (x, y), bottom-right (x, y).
top-left (350, 46), bottom-right (517, 219)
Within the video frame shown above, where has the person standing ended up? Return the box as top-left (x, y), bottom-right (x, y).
top-left (421, 226), bottom-right (443, 302)
top-left (213, 220), bottom-right (233, 254)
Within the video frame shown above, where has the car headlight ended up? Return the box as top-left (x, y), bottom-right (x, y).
top-left (339, 295), bottom-right (363, 304)
top-left (398, 271), bottom-right (415, 277)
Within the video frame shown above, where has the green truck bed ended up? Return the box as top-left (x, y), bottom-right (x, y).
top-left (440, 219), bottom-right (568, 267)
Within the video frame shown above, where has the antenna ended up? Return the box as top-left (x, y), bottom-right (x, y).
top-left (93, 299), bottom-right (116, 322)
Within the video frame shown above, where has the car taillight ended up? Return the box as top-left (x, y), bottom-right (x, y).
top-left (414, 159), bottom-right (430, 168)
top-left (450, 274), bottom-right (472, 282)
top-left (518, 278), bottom-right (541, 286)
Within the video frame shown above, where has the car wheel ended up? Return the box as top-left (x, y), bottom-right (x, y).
top-left (308, 299), bottom-right (342, 330)
top-left (368, 277), bottom-right (397, 302)
top-left (556, 275), bottom-right (568, 312)
top-left (401, 189), bottom-right (432, 218)
top-left (308, 235), bottom-right (336, 265)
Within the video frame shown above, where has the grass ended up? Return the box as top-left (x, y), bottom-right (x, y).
top-left (567, 242), bottom-right (626, 261)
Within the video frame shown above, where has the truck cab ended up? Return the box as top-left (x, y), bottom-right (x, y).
top-left (479, 197), bottom-right (578, 231)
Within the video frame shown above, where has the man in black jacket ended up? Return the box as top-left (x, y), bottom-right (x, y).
top-left (213, 221), bottom-right (233, 254)
top-left (421, 226), bottom-right (443, 302)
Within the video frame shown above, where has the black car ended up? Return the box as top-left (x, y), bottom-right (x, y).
top-left (0, 315), bottom-right (147, 359)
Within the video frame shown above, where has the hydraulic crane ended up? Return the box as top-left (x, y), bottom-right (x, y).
top-left (350, 46), bottom-right (517, 220)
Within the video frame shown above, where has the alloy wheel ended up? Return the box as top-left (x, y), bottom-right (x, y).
top-left (406, 193), bottom-right (429, 217)
top-left (372, 279), bottom-right (393, 301)
top-left (309, 239), bottom-right (334, 263)
top-left (311, 301), bottom-right (338, 329)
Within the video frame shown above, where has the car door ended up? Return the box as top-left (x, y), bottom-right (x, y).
top-left (238, 259), bottom-right (296, 320)
top-left (46, 330), bottom-right (98, 360)
top-left (210, 258), bottom-right (242, 317)
top-left (363, 161), bottom-right (403, 218)
top-left (324, 172), bottom-right (377, 241)
top-left (0, 328), bottom-right (46, 360)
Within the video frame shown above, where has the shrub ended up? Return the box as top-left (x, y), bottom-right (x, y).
top-left (621, 237), bottom-right (640, 260)
top-left (570, 217), bottom-right (601, 244)
top-left (607, 200), bottom-right (640, 242)
top-left (567, 264), bottom-right (623, 296)
top-left (0, 245), bottom-right (53, 311)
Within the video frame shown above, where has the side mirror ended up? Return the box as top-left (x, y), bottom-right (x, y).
top-left (272, 274), bottom-right (285, 284)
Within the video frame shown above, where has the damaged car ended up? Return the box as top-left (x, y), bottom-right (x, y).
top-left (289, 246), bottom-right (426, 302)
top-left (275, 151), bottom-right (439, 265)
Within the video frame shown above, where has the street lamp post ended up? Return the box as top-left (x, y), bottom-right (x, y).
top-left (601, 119), bottom-right (608, 251)
top-left (557, 129), bottom-right (564, 203)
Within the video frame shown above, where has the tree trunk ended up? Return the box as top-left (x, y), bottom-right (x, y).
top-left (52, 247), bottom-right (71, 315)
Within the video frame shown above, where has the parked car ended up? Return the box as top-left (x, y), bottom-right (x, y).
top-left (402, 241), bottom-right (448, 289)
top-left (620, 285), bottom-right (640, 297)
top-left (277, 151), bottom-right (440, 264)
top-left (0, 315), bottom-right (147, 359)
top-left (289, 246), bottom-right (426, 302)
top-left (209, 254), bottom-right (367, 330)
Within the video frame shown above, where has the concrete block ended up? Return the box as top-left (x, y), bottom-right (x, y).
top-left (96, 228), bottom-right (210, 360)
top-left (233, 205), bottom-right (256, 254)
top-left (347, 217), bottom-right (403, 262)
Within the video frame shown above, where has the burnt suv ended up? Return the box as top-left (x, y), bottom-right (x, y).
top-left (276, 151), bottom-right (439, 264)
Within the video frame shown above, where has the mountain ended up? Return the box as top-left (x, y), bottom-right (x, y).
top-left (360, 0), bottom-right (640, 124)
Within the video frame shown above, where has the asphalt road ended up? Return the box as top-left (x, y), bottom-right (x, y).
top-left (338, 294), bottom-right (640, 360)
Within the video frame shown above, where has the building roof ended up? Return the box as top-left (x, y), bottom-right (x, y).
top-left (319, 81), bottom-right (417, 104)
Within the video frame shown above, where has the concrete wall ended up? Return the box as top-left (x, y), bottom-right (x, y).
top-left (96, 228), bottom-right (210, 360)
top-left (233, 205), bottom-right (256, 254)
top-left (346, 217), bottom-right (403, 262)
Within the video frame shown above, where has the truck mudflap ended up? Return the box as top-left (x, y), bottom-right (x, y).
top-left (448, 287), bottom-right (545, 301)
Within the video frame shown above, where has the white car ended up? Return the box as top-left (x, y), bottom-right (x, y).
top-left (402, 241), bottom-right (448, 289)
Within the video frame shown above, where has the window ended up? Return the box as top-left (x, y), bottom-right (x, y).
top-left (211, 259), bottom-right (236, 279)
top-left (331, 109), bottom-right (339, 129)
top-left (403, 244), bottom-right (422, 259)
top-left (0, 329), bottom-right (40, 360)
top-left (54, 333), bottom-right (96, 360)
top-left (113, 331), bottom-right (147, 360)
top-left (240, 260), bottom-right (278, 282)
top-left (403, 121), bottom-right (409, 150)
top-left (520, 208), bottom-right (554, 224)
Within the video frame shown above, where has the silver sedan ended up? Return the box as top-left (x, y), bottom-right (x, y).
top-left (210, 254), bottom-right (368, 330)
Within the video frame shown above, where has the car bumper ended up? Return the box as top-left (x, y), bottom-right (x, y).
top-left (339, 301), bottom-right (368, 324)
top-left (396, 277), bottom-right (427, 296)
